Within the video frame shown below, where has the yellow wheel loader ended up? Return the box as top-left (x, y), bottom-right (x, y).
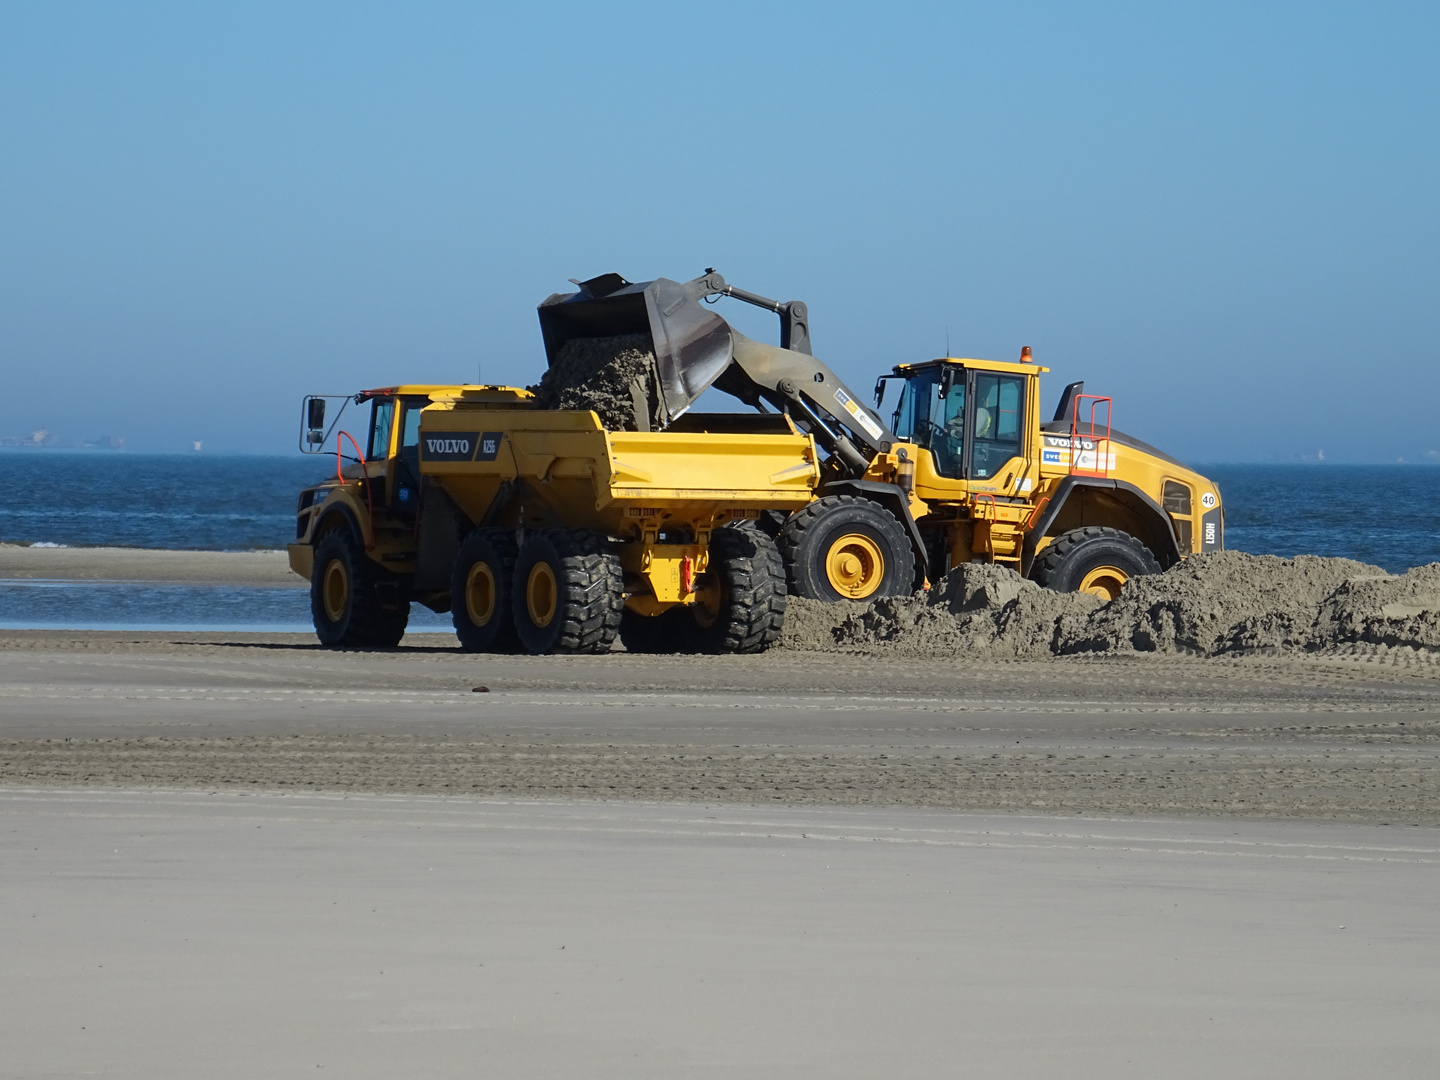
top-left (536, 271), bottom-right (1225, 604)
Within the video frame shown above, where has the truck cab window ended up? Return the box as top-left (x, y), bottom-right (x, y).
top-left (400, 402), bottom-right (423, 454)
top-left (393, 399), bottom-right (427, 513)
top-left (969, 374), bottom-right (1023, 479)
top-left (367, 399), bottom-right (395, 461)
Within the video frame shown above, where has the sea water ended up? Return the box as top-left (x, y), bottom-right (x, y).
top-left (1, 452), bottom-right (1437, 631)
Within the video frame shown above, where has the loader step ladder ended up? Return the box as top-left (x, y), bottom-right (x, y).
top-left (969, 493), bottom-right (1023, 564)
top-left (1068, 395), bottom-right (1113, 479)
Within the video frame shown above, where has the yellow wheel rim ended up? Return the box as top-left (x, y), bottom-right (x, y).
top-left (526, 562), bottom-right (557, 628)
top-left (322, 557), bottom-right (349, 623)
top-left (465, 562), bottom-right (496, 626)
top-left (1078, 565), bottom-right (1128, 601)
top-left (825, 533), bottom-right (885, 599)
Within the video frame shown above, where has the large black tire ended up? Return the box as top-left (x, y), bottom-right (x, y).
top-left (310, 528), bottom-right (409, 647)
top-left (778, 495), bottom-right (916, 602)
top-left (450, 528), bottom-right (519, 653)
top-left (684, 521), bottom-right (787, 654)
top-left (1030, 526), bottom-right (1161, 601)
top-left (511, 529), bottom-right (624, 655)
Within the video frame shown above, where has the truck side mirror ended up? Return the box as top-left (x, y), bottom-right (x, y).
top-left (305, 397), bottom-right (326, 447)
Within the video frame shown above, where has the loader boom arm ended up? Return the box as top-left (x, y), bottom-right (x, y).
top-left (537, 270), bottom-right (892, 478)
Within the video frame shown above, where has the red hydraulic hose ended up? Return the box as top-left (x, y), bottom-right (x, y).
top-left (335, 430), bottom-right (375, 549)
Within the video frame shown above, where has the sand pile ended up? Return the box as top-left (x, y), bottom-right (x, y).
top-left (530, 333), bottom-right (663, 432)
top-left (781, 564), bottom-right (1099, 659)
top-left (779, 553), bottom-right (1440, 659)
top-left (1058, 552), bottom-right (1379, 655)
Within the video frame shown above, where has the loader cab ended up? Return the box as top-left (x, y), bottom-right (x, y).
top-left (888, 359), bottom-right (1041, 490)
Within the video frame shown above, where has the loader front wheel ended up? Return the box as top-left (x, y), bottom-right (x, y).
top-left (779, 495), bottom-right (915, 602)
top-left (450, 528), bottom-right (519, 652)
top-left (1030, 526), bottom-right (1161, 601)
top-left (310, 529), bottom-right (409, 647)
top-left (685, 521), bottom-right (787, 654)
top-left (511, 530), bottom-right (624, 655)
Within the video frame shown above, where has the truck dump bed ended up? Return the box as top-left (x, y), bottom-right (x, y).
top-left (417, 402), bottom-right (820, 533)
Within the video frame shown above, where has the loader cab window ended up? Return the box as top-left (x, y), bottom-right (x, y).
top-left (969, 374), bottom-right (1023, 479)
top-left (367, 399), bottom-right (395, 461)
top-left (892, 366), bottom-right (966, 479)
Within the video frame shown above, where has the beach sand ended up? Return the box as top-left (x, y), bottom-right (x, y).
top-left (0, 543), bottom-right (299, 586)
top-left (5, 549), bottom-right (1440, 1076)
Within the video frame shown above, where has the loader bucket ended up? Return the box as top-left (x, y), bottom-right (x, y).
top-left (537, 274), bottom-right (735, 425)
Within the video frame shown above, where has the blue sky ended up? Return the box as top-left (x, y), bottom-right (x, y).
top-left (1, 2), bottom-right (1436, 461)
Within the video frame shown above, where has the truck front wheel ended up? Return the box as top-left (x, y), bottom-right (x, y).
top-left (310, 529), bottom-right (409, 647)
top-left (450, 528), bottom-right (519, 652)
top-left (511, 530), bottom-right (624, 655)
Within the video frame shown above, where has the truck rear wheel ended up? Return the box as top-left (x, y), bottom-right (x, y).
top-left (778, 495), bottom-right (916, 602)
top-left (310, 528), bottom-right (409, 647)
top-left (685, 521), bottom-right (787, 654)
top-left (512, 529), bottom-right (624, 654)
top-left (1030, 526), bottom-right (1161, 601)
top-left (450, 528), bottom-right (519, 652)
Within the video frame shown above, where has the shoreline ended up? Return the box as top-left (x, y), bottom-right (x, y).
top-left (0, 544), bottom-right (300, 587)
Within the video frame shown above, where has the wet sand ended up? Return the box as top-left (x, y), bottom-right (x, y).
top-left (6, 608), bottom-right (1440, 1075)
top-left (0, 544), bottom-right (299, 586)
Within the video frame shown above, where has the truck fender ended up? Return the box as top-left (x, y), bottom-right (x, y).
top-left (818, 479), bottom-right (929, 590)
top-left (314, 500), bottom-right (369, 550)
top-left (1022, 476), bottom-right (1182, 575)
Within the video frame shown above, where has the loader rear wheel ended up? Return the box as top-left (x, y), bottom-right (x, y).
top-left (684, 521), bottom-right (787, 654)
top-left (778, 495), bottom-right (915, 602)
top-left (511, 530), bottom-right (624, 655)
top-left (310, 528), bottom-right (409, 647)
top-left (1030, 526), bottom-right (1161, 601)
top-left (450, 528), bottom-right (519, 652)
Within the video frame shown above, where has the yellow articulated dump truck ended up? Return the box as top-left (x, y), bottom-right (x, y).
top-left (288, 385), bottom-right (817, 653)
